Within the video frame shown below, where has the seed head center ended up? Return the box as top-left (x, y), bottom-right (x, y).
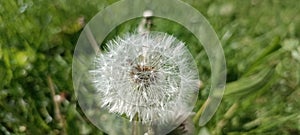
top-left (130, 64), bottom-right (157, 87)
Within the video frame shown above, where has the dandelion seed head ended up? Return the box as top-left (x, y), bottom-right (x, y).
top-left (90, 32), bottom-right (199, 125)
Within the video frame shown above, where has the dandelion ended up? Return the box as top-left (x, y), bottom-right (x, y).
top-left (90, 32), bottom-right (199, 125)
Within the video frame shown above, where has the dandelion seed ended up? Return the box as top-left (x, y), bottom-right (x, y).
top-left (90, 32), bottom-right (199, 125)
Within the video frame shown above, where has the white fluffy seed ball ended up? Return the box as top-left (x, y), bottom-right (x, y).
top-left (90, 32), bottom-right (199, 125)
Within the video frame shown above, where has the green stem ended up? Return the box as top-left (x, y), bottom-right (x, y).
top-left (132, 114), bottom-right (139, 135)
top-left (193, 98), bottom-right (210, 124)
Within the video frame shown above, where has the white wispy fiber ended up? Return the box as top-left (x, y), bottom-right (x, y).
top-left (90, 32), bottom-right (199, 125)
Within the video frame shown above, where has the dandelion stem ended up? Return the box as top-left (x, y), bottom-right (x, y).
top-left (132, 114), bottom-right (139, 135)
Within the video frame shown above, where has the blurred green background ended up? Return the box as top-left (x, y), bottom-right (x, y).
top-left (1, 0), bottom-right (300, 134)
